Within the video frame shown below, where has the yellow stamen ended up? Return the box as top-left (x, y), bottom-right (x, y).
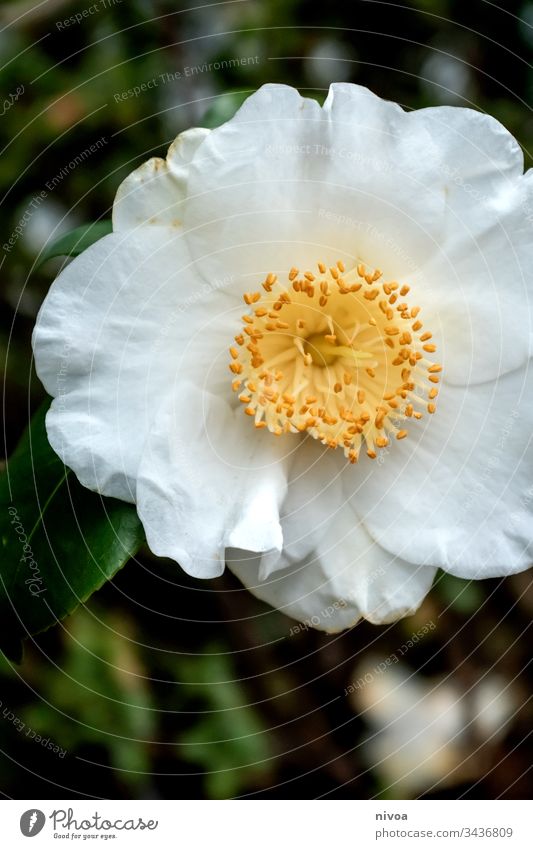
top-left (229, 260), bottom-right (440, 458)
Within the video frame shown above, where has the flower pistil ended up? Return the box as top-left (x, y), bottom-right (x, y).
top-left (229, 261), bottom-right (441, 462)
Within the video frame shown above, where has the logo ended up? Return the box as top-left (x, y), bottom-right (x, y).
top-left (20, 810), bottom-right (46, 837)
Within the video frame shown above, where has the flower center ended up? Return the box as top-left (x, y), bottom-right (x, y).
top-left (228, 261), bottom-right (441, 462)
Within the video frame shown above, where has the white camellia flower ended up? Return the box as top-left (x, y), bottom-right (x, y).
top-left (350, 659), bottom-right (516, 794)
top-left (33, 84), bottom-right (533, 631)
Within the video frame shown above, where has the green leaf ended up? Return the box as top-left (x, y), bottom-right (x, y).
top-left (201, 91), bottom-right (249, 128)
top-left (0, 403), bottom-right (144, 661)
top-left (435, 569), bottom-right (484, 614)
top-left (35, 220), bottom-right (112, 270)
top-left (177, 650), bottom-right (273, 798)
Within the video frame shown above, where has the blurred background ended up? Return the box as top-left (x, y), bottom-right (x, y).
top-left (1, 0), bottom-right (532, 799)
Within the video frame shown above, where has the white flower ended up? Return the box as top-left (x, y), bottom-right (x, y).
top-left (350, 658), bottom-right (515, 795)
top-left (33, 84), bottom-right (533, 631)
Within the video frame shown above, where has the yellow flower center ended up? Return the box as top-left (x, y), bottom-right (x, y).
top-left (228, 261), bottom-right (441, 462)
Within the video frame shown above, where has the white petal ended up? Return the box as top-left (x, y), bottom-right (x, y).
top-left (351, 364), bottom-right (533, 578)
top-left (112, 128), bottom-right (209, 231)
top-left (136, 387), bottom-right (289, 578)
top-left (181, 85), bottom-right (532, 385)
top-left (228, 444), bottom-right (437, 629)
top-left (167, 126), bottom-right (210, 180)
top-left (314, 506), bottom-right (437, 624)
top-left (32, 227), bottom-right (229, 501)
top-left (227, 547), bottom-right (362, 632)
top-left (320, 83), bottom-right (448, 272)
top-left (258, 445), bottom-right (345, 580)
top-left (183, 83), bottom-right (445, 285)
top-left (408, 105), bottom-right (523, 192)
top-left (406, 108), bottom-right (533, 384)
top-left (325, 93), bottom-right (533, 383)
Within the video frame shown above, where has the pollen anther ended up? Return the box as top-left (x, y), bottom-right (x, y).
top-left (229, 260), bottom-right (440, 459)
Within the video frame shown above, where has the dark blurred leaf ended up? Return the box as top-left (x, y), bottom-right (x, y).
top-left (201, 92), bottom-right (250, 128)
top-left (35, 221), bottom-right (112, 271)
top-left (0, 403), bottom-right (144, 662)
top-left (23, 606), bottom-right (156, 794)
top-left (435, 569), bottom-right (484, 614)
top-left (178, 650), bottom-right (273, 798)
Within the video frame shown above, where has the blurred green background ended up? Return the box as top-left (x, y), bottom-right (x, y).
top-left (1, 0), bottom-right (532, 799)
